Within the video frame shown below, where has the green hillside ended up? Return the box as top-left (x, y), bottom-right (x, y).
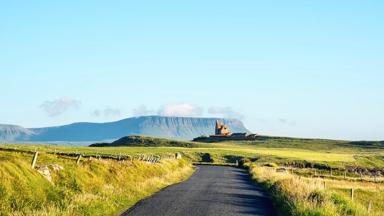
top-left (89, 135), bottom-right (203, 148)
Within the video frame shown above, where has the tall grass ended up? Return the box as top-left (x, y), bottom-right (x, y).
top-left (0, 151), bottom-right (193, 215)
top-left (249, 164), bottom-right (376, 216)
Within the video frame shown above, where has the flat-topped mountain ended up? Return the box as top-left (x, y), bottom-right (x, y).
top-left (0, 116), bottom-right (250, 142)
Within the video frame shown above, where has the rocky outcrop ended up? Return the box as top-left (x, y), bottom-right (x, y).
top-left (36, 164), bottom-right (64, 182)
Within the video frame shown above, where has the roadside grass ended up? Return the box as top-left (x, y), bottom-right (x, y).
top-left (0, 150), bottom-right (193, 216)
top-left (249, 164), bottom-right (383, 216)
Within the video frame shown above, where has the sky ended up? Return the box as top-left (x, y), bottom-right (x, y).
top-left (1, 0), bottom-right (383, 140)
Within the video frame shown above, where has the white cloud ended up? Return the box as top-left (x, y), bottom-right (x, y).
top-left (40, 97), bottom-right (81, 116)
top-left (158, 103), bottom-right (203, 117)
top-left (131, 104), bottom-right (245, 119)
top-left (208, 106), bottom-right (244, 120)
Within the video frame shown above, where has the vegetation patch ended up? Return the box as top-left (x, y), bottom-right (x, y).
top-left (249, 164), bottom-right (383, 216)
top-left (0, 150), bottom-right (193, 215)
top-left (89, 135), bottom-right (202, 148)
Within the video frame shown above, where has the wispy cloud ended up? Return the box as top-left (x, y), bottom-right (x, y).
top-left (40, 97), bottom-right (81, 116)
top-left (132, 104), bottom-right (245, 119)
top-left (92, 107), bottom-right (121, 118)
top-left (132, 105), bottom-right (156, 116)
top-left (208, 106), bottom-right (244, 119)
top-left (278, 118), bottom-right (296, 126)
top-left (158, 103), bottom-right (203, 117)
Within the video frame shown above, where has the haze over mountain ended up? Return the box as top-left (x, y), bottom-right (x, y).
top-left (0, 116), bottom-right (250, 143)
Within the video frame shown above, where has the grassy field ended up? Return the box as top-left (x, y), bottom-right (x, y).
top-left (2, 135), bottom-right (383, 168)
top-left (1, 135), bottom-right (383, 215)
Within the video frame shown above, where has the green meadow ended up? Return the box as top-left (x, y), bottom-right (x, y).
top-left (1, 135), bottom-right (383, 215)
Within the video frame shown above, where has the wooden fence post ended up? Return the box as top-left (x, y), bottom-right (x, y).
top-left (344, 170), bottom-right (347, 179)
top-left (350, 188), bottom-right (354, 201)
top-left (31, 151), bottom-right (39, 168)
top-left (367, 200), bottom-right (373, 213)
top-left (76, 154), bottom-right (82, 165)
top-left (323, 181), bottom-right (326, 189)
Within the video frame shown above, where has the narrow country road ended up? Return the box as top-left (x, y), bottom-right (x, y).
top-left (122, 165), bottom-right (277, 216)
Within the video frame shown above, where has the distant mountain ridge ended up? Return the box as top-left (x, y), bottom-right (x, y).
top-left (0, 124), bottom-right (36, 141)
top-left (0, 116), bottom-right (251, 142)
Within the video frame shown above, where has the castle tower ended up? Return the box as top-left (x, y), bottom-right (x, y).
top-left (215, 120), bottom-right (231, 136)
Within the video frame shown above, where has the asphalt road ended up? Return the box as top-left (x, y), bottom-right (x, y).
top-left (122, 165), bottom-right (277, 216)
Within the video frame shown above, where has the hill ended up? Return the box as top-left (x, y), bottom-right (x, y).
top-left (0, 116), bottom-right (250, 143)
top-left (0, 124), bottom-right (36, 141)
top-left (89, 135), bottom-right (201, 148)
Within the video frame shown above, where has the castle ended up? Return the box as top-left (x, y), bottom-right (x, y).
top-left (193, 120), bottom-right (257, 142)
top-left (215, 120), bottom-right (231, 136)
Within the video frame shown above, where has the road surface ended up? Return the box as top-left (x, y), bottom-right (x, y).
top-left (122, 165), bottom-right (277, 216)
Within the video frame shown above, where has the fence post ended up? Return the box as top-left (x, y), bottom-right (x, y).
top-left (367, 200), bottom-right (373, 213)
top-left (76, 154), bottom-right (82, 165)
top-left (323, 181), bottom-right (326, 189)
top-left (344, 170), bottom-right (347, 179)
top-left (31, 151), bottom-right (39, 168)
top-left (350, 188), bottom-right (354, 201)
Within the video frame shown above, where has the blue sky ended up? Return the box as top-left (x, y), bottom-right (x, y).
top-left (1, 1), bottom-right (383, 140)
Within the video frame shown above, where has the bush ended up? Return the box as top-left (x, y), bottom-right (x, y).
top-left (308, 190), bottom-right (328, 207)
top-left (200, 153), bottom-right (214, 163)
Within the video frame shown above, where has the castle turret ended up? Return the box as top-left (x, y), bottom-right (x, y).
top-left (215, 120), bottom-right (231, 136)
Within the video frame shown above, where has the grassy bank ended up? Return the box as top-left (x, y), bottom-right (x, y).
top-left (0, 150), bottom-right (193, 216)
top-left (249, 164), bottom-right (383, 216)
